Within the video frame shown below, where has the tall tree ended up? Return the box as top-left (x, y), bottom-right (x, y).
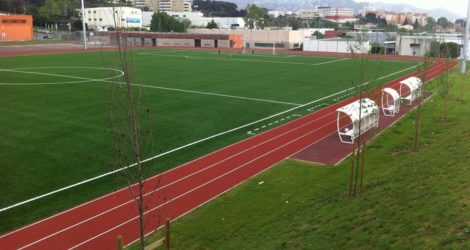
top-left (365, 13), bottom-right (377, 24)
top-left (150, 12), bottom-right (191, 32)
top-left (244, 4), bottom-right (268, 29)
top-left (437, 17), bottom-right (452, 28)
top-left (206, 19), bottom-right (218, 29)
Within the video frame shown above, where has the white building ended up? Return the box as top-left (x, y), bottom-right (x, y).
top-left (268, 10), bottom-right (295, 18)
top-left (142, 11), bottom-right (244, 28)
top-left (396, 34), bottom-right (467, 57)
top-left (84, 7), bottom-right (142, 29)
top-left (303, 37), bottom-right (371, 54)
top-left (131, 0), bottom-right (147, 9)
top-left (298, 9), bottom-right (319, 19)
top-left (146, 0), bottom-right (192, 12)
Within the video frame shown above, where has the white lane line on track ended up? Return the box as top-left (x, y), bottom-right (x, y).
top-left (16, 103), bottom-right (340, 249)
top-left (0, 64), bottom-right (419, 214)
top-left (67, 115), bottom-right (340, 250)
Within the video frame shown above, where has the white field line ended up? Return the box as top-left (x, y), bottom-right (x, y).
top-left (137, 50), bottom-right (190, 55)
top-left (15, 104), bottom-right (338, 249)
top-left (0, 67), bottom-right (124, 85)
top-left (68, 117), bottom-right (339, 250)
top-left (183, 55), bottom-right (350, 66)
top-left (0, 64), bottom-right (419, 213)
top-left (140, 52), bottom-right (350, 66)
top-left (313, 57), bottom-right (349, 65)
top-left (0, 68), bottom-right (301, 106)
top-left (131, 84), bottom-right (302, 106)
top-left (139, 51), bottom-right (342, 60)
top-left (208, 52), bottom-right (297, 59)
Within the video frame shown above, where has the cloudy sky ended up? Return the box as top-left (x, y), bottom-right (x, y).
top-left (356, 0), bottom-right (469, 16)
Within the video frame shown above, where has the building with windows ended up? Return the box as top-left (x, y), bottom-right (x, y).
top-left (110, 31), bottom-right (243, 48)
top-left (142, 11), bottom-right (244, 29)
top-left (0, 14), bottom-right (33, 42)
top-left (83, 7), bottom-right (142, 29)
top-left (131, 0), bottom-right (147, 9)
top-left (188, 28), bottom-right (316, 49)
top-left (146, 0), bottom-right (192, 12)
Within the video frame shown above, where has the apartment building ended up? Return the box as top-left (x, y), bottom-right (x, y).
top-left (146, 0), bottom-right (192, 12)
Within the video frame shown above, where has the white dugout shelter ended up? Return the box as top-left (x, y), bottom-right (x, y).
top-left (337, 98), bottom-right (379, 144)
top-left (399, 76), bottom-right (423, 105)
top-left (381, 88), bottom-right (401, 116)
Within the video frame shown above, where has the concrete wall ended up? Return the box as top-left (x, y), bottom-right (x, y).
top-left (187, 29), bottom-right (315, 49)
top-left (84, 7), bottom-right (142, 29)
top-left (303, 38), bottom-right (371, 54)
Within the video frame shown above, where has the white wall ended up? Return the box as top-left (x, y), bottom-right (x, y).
top-left (84, 7), bottom-right (142, 29)
top-left (142, 11), bottom-right (244, 28)
top-left (303, 38), bottom-right (371, 54)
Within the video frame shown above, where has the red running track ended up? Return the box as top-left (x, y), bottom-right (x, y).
top-left (0, 58), bottom-right (455, 249)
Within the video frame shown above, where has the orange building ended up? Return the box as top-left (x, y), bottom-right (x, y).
top-left (0, 15), bottom-right (33, 42)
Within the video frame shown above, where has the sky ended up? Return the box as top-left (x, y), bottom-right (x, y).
top-left (356, 0), bottom-right (469, 17)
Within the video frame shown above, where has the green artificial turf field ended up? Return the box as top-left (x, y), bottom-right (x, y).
top-left (0, 48), bottom-right (419, 233)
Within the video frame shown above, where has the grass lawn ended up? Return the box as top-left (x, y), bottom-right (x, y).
top-left (132, 69), bottom-right (470, 249)
top-left (0, 49), bottom-right (419, 234)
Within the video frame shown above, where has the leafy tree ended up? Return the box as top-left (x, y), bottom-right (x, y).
top-left (150, 12), bottom-right (191, 32)
top-left (313, 30), bottom-right (324, 39)
top-left (244, 4), bottom-right (268, 29)
top-left (377, 17), bottom-right (387, 28)
top-left (403, 18), bottom-right (409, 26)
top-left (437, 17), bottom-right (452, 28)
top-left (192, 0), bottom-right (245, 17)
top-left (365, 13), bottom-right (377, 24)
top-left (424, 16), bottom-right (436, 32)
top-left (355, 14), bottom-right (367, 25)
top-left (440, 42), bottom-right (460, 58)
top-left (413, 19), bottom-right (420, 30)
top-left (38, 0), bottom-right (76, 22)
top-left (308, 17), bottom-right (338, 29)
top-left (206, 19), bottom-right (218, 29)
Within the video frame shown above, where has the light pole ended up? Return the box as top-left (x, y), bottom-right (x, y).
top-left (80, 0), bottom-right (88, 49)
top-left (461, 0), bottom-right (470, 73)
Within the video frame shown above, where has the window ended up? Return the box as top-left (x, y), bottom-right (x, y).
top-left (88, 18), bottom-right (91, 21)
top-left (410, 43), bottom-right (420, 48)
top-left (94, 18), bottom-right (97, 21)
top-left (93, 11), bottom-right (96, 13)
top-left (99, 18), bottom-right (102, 21)
top-left (88, 11), bottom-right (91, 14)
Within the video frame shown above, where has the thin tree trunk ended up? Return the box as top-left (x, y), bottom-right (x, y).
top-left (349, 143), bottom-right (356, 198)
top-left (359, 140), bottom-right (366, 192)
top-left (414, 102), bottom-right (421, 151)
top-left (444, 95), bottom-right (449, 121)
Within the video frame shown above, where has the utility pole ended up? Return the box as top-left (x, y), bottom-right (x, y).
top-left (461, 0), bottom-right (470, 73)
top-left (80, 0), bottom-right (88, 50)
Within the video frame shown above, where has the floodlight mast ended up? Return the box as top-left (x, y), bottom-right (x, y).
top-left (461, 0), bottom-right (470, 73)
top-left (80, 0), bottom-right (88, 50)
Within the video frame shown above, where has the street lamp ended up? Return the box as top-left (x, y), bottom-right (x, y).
top-left (80, 0), bottom-right (87, 49)
top-left (461, 0), bottom-right (470, 73)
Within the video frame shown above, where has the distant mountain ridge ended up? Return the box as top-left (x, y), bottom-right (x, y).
top-left (229, 0), bottom-right (461, 19)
